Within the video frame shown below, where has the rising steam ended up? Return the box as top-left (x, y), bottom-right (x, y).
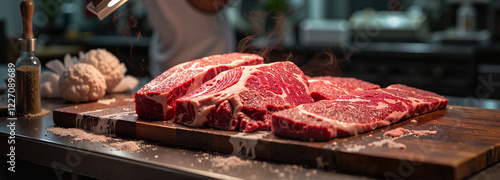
top-left (110, 2), bottom-right (147, 75)
top-left (237, 7), bottom-right (349, 77)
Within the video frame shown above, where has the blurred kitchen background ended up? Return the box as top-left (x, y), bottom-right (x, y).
top-left (0, 0), bottom-right (499, 107)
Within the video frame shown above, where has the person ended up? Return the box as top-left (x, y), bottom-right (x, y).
top-left (145, 0), bottom-right (236, 77)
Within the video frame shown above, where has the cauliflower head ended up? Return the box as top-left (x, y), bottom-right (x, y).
top-left (59, 63), bottom-right (107, 103)
top-left (80, 49), bottom-right (123, 92)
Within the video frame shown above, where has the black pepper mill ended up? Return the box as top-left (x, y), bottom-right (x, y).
top-left (16, 0), bottom-right (41, 115)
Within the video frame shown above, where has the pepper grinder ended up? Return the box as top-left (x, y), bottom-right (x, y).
top-left (16, 0), bottom-right (41, 115)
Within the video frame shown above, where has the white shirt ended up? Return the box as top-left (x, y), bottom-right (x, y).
top-left (146, 0), bottom-right (236, 77)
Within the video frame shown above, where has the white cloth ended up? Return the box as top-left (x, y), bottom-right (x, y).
top-left (146, 0), bottom-right (236, 77)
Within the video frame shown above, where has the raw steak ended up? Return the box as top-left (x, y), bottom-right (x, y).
top-left (307, 76), bottom-right (380, 101)
top-left (135, 53), bottom-right (263, 120)
top-left (271, 84), bottom-right (448, 141)
top-left (175, 61), bottom-right (314, 132)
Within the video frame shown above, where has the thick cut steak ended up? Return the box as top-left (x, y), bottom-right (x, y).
top-left (135, 53), bottom-right (263, 120)
top-left (175, 61), bottom-right (314, 132)
top-left (307, 76), bottom-right (380, 101)
top-left (272, 84), bottom-right (449, 141)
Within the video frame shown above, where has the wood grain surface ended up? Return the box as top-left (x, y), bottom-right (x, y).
top-left (53, 97), bottom-right (500, 179)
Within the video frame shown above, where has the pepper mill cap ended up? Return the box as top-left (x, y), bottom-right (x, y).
top-left (19, 0), bottom-right (36, 52)
top-left (18, 38), bottom-right (36, 52)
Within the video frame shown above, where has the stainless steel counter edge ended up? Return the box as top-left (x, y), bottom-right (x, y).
top-left (0, 133), bottom-right (237, 179)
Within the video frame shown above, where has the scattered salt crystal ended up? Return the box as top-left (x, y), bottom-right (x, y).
top-left (369, 139), bottom-right (406, 149)
top-left (155, 155), bottom-right (158, 158)
top-left (278, 172), bottom-right (285, 178)
top-left (332, 142), bottom-right (338, 146)
top-left (412, 130), bottom-right (437, 136)
top-left (111, 140), bottom-right (145, 153)
top-left (410, 120), bottom-right (417, 123)
top-left (48, 127), bottom-right (150, 153)
top-left (368, 134), bottom-right (373, 137)
top-left (345, 144), bottom-right (366, 152)
top-left (47, 127), bottom-right (112, 142)
top-left (97, 98), bottom-right (116, 105)
top-left (384, 127), bottom-right (411, 137)
top-left (211, 156), bottom-right (252, 171)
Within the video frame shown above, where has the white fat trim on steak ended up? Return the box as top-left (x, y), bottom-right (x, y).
top-left (177, 68), bottom-right (253, 127)
top-left (380, 89), bottom-right (433, 115)
top-left (291, 99), bottom-right (409, 136)
top-left (264, 68), bottom-right (310, 100)
top-left (145, 94), bottom-right (169, 118)
top-left (293, 72), bottom-right (311, 93)
top-left (336, 98), bottom-right (369, 103)
top-left (141, 61), bottom-right (230, 119)
top-left (179, 62), bottom-right (310, 127)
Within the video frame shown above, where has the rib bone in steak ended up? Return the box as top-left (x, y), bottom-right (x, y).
top-left (271, 84), bottom-right (449, 141)
top-left (135, 53), bottom-right (263, 120)
top-left (307, 76), bottom-right (380, 101)
top-left (175, 61), bottom-right (314, 132)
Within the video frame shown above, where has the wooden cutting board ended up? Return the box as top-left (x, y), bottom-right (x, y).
top-left (53, 97), bottom-right (500, 179)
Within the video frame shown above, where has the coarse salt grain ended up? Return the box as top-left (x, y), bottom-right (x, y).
top-left (47, 127), bottom-right (111, 142)
top-left (211, 156), bottom-right (252, 171)
top-left (413, 130), bottom-right (438, 136)
top-left (110, 140), bottom-right (145, 153)
top-left (97, 98), bottom-right (116, 105)
top-left (369, 139), bottom-right (406, 149)
top-left (278, 172), bottom-right (285, 178)
top-left (345, 144), bottom-right (366, 152)
top-left (47, 127), bottom-right (148, 153)
top-left (383, 127), bottom-right (412, 137)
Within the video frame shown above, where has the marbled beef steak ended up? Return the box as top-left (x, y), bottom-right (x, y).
top-left (271, 84), bottom-right (449, 141)
top-left (175, 61), bottom-right (314, 132)
top-left (307, 76), bottom-right (380, 101)
top-left (135, 53), bottom-right (263, 120)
